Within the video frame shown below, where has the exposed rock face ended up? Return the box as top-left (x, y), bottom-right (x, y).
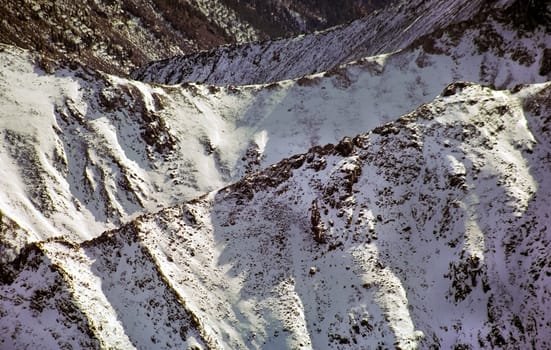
top-left (310, 199), bottom-right (327, 243)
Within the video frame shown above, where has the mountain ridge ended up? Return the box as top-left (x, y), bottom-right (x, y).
top-left (133, 0), bottom-right (522, 86)
top-left (2, 81), bottom-right (550, 349)
top-left (1, 1), bottom-right (551, 348)
top-left (0, 6), bottom-right (549, 262)
top-left (0, 0), bottom-right (397, 76)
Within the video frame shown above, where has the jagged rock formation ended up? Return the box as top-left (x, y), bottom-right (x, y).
top-left (2, 82), bottom-right (550, 349)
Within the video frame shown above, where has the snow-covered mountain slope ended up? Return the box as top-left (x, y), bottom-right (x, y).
top-left (2, 82), bottom-right (549, 349)
top-left (133, 0), bottom-right (523, 85)
top-left (1, 10), bottom-right (550, 261)
top-left (0, 43), bottom-right (234, 260)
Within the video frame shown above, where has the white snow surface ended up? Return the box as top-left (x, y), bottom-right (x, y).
top-left (2, 82), bottom-right (550, 349)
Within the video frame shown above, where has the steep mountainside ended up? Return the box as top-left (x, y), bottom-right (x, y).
top-left (1, 1), bottom-right (551, 348)
top-left (133, 0), bottom-right (528, 85)
top-left (1, 11), bottom-right (549, 261)
top-left (0, 0), bottom-right (258, 75)
top-left (0, 0), bottom-right (394, 76)
top-left (2, 82), bottom-right (550, 349)
top-left (218, 0), bottom-right (392, 38)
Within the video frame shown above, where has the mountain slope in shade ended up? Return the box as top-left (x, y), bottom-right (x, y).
top-left (1, 10), bottom-right (550, 261)
top-left (200, 0), bottom-right (395, 39)
top-left (0, 0), bottom-right (260, 76)
top-left (0, 0), bottom-right (396, 76)
top-left (132, 0), bottom-right (525, 86)
top-left (2, 82), bottom-right (550, 349)
top-left (219, 0), bottom-right (378, 36)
